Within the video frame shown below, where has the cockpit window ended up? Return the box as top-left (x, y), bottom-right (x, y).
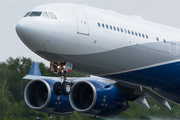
top-left (48, 12), bottom-right (57, 19)
top-left (29, 12), bottom-right (42, 17)
top-left (24, 12), bottom-right (31, 17)
top-left (42, 12), bottom-right (49, 18)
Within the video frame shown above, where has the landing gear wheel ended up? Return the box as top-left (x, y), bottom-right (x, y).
top-left (53, 82), bottom-right (62, 95)
top-left (61, 82), bottom-right (71, 95)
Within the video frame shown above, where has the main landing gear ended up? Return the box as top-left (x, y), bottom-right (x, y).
top-left (51, 61), bottom-right (73, 95)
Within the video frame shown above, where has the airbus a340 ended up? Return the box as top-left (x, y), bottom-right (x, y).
top-left (16, 3), bottom-right (180, 118)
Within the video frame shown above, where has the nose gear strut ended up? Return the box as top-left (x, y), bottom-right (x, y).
top-left (51, 62), bottom-right (73, 95)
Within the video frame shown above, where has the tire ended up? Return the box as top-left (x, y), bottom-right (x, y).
top-left (61, 82), bottom-right (71, 95)
top-left (53, 82), bottom-right (62, 95)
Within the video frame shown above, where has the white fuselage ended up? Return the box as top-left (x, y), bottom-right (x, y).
top-left (16, 3), bottom-right (180, 90)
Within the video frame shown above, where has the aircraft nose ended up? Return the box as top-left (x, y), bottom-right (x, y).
top-left (16, 18), bottom-right (34, 42)
top-left (15, 22), bottom-right (22, 36)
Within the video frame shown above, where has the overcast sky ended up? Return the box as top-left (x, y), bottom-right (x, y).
top-left (1, 0), bottom-right (180, 66)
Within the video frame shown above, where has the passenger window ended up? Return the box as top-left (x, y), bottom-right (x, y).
top-left (106, 25), bottom-right (108, 29)
top-left (48, 12), bottom-right (57, 19)
top-left (114, 26), bottom-right (116, 31)
top-left (132, 31), bottom-right (134, 35)
top-left (110, 25), bottom-right (112, 30)
top-left (121, 28), bottom-right (123, 32)
top-left (98, 23), bottom-right (101, 27)
top-left (146, 35), bottom-right (148, 39)
top-left (102, 24), bottom-right (105, 28)
top-left (29, 12), bottom-right (42, 17)
top-left (142, 34), bottom-right (145, 38)
top-left (24, 12), bottom-right (31, 17)
top-left (128, 30), bottom-right (130, 34)
top-left (117, 27), bottom-right (119, 31)
top-left (164, 39), bottom-right (166, 43)
top-left (124, 29), bottom-right (127, 33)
top-left (156, 37), bottom-right (159, 41)
top-left (139, 33), bottom-right (141, 37)
top-left (42, 12), bottom-right (49, 18)
top-left (135, 32), bottom-right (138, 36)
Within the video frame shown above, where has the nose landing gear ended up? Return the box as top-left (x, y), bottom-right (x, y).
top-left (51, 62), bottom-right (73, 95)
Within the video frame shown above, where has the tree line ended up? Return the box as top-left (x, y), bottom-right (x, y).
top-left (0, 57), bottom-right (180, 120)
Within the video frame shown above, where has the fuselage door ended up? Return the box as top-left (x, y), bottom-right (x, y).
top-left (165, 31), bottom-right (178, 56)
top-left (73, 10), bottom-right (89, 35)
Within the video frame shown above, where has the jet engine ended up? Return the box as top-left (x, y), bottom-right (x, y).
top-left (69, 80), bottom-right (128, 117)
top-left (24, 79), bottom-right (74, 115)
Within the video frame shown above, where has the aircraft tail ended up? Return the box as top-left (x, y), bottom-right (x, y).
top-left (29, 62), bottom-right (41, 76)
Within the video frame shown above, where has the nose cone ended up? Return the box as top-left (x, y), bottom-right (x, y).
top-left (15, 22), bottom-right (22, 38)
top-left (15, 18), bottom-right (34, 43)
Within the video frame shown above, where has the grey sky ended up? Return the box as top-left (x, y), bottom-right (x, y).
top-left (1, 0), bottom-right (180, 66)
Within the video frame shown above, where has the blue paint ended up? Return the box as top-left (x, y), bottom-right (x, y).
top-left (42, 79), bottom-right (74, 114)
top-left (84, 80), bottom-right (127, 117)
top-left (29, 62), bottom-right (41, 76)
top-left (102, 61), bottom-right (180, 104)
top-left (102, 61), bottom-right (180, 88)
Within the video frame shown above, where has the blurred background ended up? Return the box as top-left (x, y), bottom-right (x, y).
top-left (1, 0), bottom-right (180, 119)
top-left (1, 57), bottom-right (180, 120)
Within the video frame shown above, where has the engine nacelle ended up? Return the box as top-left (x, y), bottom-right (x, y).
top-left (69, 80), bottom-right (127, 117)
top-left (24, 79), bottom-right (74, 115)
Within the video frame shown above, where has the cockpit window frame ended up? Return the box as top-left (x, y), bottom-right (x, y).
top-left (42, 11), bottom-right (49, 18)
top-left (23, 11), bottom-right (57, 20)
top-left (24, 12), bottom-right (31, 17)
top-left (29, 11), bottom-right (42, 17)
top-left (48, 12), bottom-right (57, 19)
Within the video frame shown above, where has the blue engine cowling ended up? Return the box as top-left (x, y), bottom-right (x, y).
top-left (24, 79), bottom-right (74, 115)
top-left (69, 80), bottom-right (128, 117)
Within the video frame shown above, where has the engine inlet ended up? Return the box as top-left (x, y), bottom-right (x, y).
top-left (24, 79), bottom-right (51, 110)
top-left (69, 81), bottom-right (97, 112)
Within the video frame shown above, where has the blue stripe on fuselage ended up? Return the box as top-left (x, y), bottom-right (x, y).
top-left (102, 61), bottom-right (180, 88)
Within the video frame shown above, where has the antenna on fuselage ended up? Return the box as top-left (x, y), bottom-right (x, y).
top-left (85, 2), bottom-right (88, 6)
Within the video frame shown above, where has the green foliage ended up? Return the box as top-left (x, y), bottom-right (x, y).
top-left (1, 57), bottom-right (180, 120)
top-left (0, 57), bottom-right (94, 120)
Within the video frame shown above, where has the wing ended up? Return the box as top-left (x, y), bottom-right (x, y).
top-left (24, 62), bottom-right (171, 110)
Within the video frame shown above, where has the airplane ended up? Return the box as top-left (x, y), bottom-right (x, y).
top-left (15, 3), bottom-right (180, 118)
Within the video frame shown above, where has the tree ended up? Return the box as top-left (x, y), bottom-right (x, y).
top-left (0, 57), bottom-right (94, 120)
top-left (1, 57), bottom-right (180, 119)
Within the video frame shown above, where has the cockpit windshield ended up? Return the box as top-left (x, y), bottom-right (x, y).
top-left (23, 11), bottom-right (57, 19)
top-left (48, 12), bottom-right (57, 19)
top-left (29, 12), bottom-right (42, 17)
top-left (24, 12), bottom-right (31, 17)
top-left (42, 12), bottom-right (49, 18)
